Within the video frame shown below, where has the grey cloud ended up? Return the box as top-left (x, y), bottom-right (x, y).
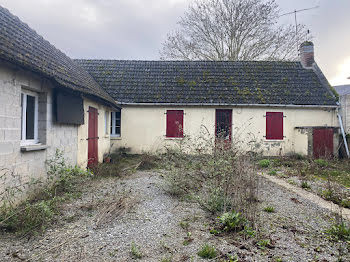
top-left (0, 0), bottom-right (349, 84)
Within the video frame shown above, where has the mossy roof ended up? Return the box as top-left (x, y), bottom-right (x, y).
top-left (0, 6), bottom-right (116, 107)
top-left (75, 60), bottom-right (338, 106)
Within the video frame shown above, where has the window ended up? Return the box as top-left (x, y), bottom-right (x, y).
top-left (21, 90), bottom-right (39, 144)
top-left (111, 111), bottom-right (121, 137)
top-left (266, 112), bottom-right (283, 140)
top-left (105, 111), bottom-right (109, 135)
top-left (166, 110), bottom-right (184, 138)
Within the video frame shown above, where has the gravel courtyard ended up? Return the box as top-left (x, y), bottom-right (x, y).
top-left (0, 170), bottom-right (348, 262)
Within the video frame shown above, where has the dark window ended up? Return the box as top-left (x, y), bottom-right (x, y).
top-left (266, 112), bottom-right (283, 140)
top-left (215, 109), bottom-right (232, 141)
top-left (111, 111), bottom-right (121, 136)
top-left (26, 95), bottom-right (35, 139)
top-left (166, 110), bottom-right (184, 138)
top-left (21, 91), bottom-right (38, 143)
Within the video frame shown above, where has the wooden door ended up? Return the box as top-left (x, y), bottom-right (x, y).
top-left (215, 109), bottom-right (232, 143)
top-left (88, 107), bottom-right (99, 167)
top-left (313, 128), bottom-right (333, 158)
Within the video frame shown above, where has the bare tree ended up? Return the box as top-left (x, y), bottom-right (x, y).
top-left (160, 0), bottom-right (309, 61)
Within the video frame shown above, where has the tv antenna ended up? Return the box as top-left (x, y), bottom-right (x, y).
top-left (279, 6), bottom-right (319, 52)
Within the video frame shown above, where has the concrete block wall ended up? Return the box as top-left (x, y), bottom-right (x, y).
top-left (0, 61), bottom-right (78, 204)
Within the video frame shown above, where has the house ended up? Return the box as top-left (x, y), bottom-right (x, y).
top-left (0, 6), bottom-right (120, 200)
top-left (76, 42), bottom-right (339, 158)
top-left (334, 85), bottom-right (350, 134)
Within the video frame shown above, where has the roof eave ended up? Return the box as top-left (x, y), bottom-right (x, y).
top-left (118, 102), bottom-right (339, 109)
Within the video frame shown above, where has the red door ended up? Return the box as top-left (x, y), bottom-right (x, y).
top-left (313, 128), bottom-right (333, 158)
top-left (88, 107), bottom-right (98, 167)
top-left (215, 110), bottom-right (232, 147)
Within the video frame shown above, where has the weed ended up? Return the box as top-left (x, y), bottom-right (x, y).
top-left (341, 198), bottom-right (350, 208)
top-left (224, 254), bottom-right (239, 262)
top-left (160, 256), bottom-right (172, 262)
top-left (259, 159), bottom-right (270, 168)
top-left (273, 257), bottom-right (283, 262)
top-left (209, 229), bottom-right (220, 235)
top-left (163, 131), bottom-right (259, 225)
top-left (257, 239), bottom-right (271, 250)
top-left (326, 223), bottom-right (350, 242)
top-left (130, 241), bottom-right (143, 259)
top-left (268, 169), bottom-right (277, 176)
top-left (263, 206), bottom-right (275, 213)
top-left (314, 159), bottom-right (328, 167)
top-left (243, 226), bottom-right (256, 238)
top-left (0, 150), bottom-right (90, 235)
top-left (197, 243), bottom-right (217, 259)
top-left (301, 181), bottom-right (311, 189)
top-left (219, 211), bottom-right (246, 232)
top-left (179, 221), bottom-right (189, 230)
top-left (287, 179), bottom-right (297, 186)
top-left (137, 154), bottom-right (159, 170)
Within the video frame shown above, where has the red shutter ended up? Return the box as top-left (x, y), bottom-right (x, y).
top-left (166, 110), bottom-right (184, 137)
top-left (266, 112), bottom-right (283, 140)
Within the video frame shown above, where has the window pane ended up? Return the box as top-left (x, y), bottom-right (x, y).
top-left (115, 127), bottom-right (121, 136)
top-left (116, 119), bottom-right (121, 126)
top-left (26, 95), bottom-right (35, 140)
top-left (116, 111), bottom-right (121, 119)
top-left (110, 112), bottom-right (114, 134)
top-left (21, 94), bottom-right (24, 140)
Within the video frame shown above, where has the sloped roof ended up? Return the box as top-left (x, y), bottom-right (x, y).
top-left (334, 85), bottom-right (350, 96)
top-left (0, 6), bottom-right (117, 107)
top-left (75, 60), bottom-right (338, 107)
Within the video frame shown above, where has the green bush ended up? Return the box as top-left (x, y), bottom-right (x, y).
top-left (197, 243), bottom-right (217, 259)
top-left (259, 159), bottom-right (270, 168)
top-left (219, 211), bottom-right (246, 232)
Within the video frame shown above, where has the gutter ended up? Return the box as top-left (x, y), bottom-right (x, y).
top-left (118, 102), bottom-right (339, 109)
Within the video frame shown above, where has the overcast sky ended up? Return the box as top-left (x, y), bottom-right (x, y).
top-left (0, 0), bottom-right (349, 85)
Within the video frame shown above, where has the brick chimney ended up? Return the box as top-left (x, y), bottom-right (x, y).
top-left (300, 41), bottom-right (314, 68)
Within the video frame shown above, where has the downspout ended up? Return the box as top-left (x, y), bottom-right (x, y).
top-left (337, 112), bottom-right (350, 158)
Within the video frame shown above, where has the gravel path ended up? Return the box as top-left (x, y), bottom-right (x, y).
top-left (0, 171), bottom-right (348, 261)
top-left (262, 173), bottom-right (350, 221)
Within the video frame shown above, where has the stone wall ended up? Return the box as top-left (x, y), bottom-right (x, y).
top-left (0, 61), bottom-right (78, 204)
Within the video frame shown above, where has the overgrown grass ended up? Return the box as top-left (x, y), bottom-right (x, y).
top-left (0, 150), bottom-right (91, 235)
top-left (90, 153), bottom-right (159, 178)
top-left (197, 243), bottom-right (217, 259)
top-left (326, 222), bottom-right (350, 242)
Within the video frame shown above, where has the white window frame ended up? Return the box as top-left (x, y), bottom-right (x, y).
top-left (21, 90), bottom-right (39, 145)
top-left (111, 111), bottom-right (121, 137)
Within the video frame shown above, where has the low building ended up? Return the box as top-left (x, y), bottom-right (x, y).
top-left (77, 42), bottom-right (339, 158)
top-left (0, 6), bottom-right (119, 201)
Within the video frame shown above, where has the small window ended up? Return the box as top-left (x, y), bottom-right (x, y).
top-left (111, 111), bottom-right (121, 137)
top-left (166, 110), bottom-right (184, 138)
top-left (105, 111), bottom-right (109, 135)
top-left (266, 112), bottom-right (283, 140)
top-left (21, 90), bottom-right (39, 144)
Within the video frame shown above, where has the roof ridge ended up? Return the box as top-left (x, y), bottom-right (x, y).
top-left (74, 59), bottom-right (300, 64)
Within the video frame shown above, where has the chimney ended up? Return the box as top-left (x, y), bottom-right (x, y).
top-left (300, 41), bottom-right (314, 68)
